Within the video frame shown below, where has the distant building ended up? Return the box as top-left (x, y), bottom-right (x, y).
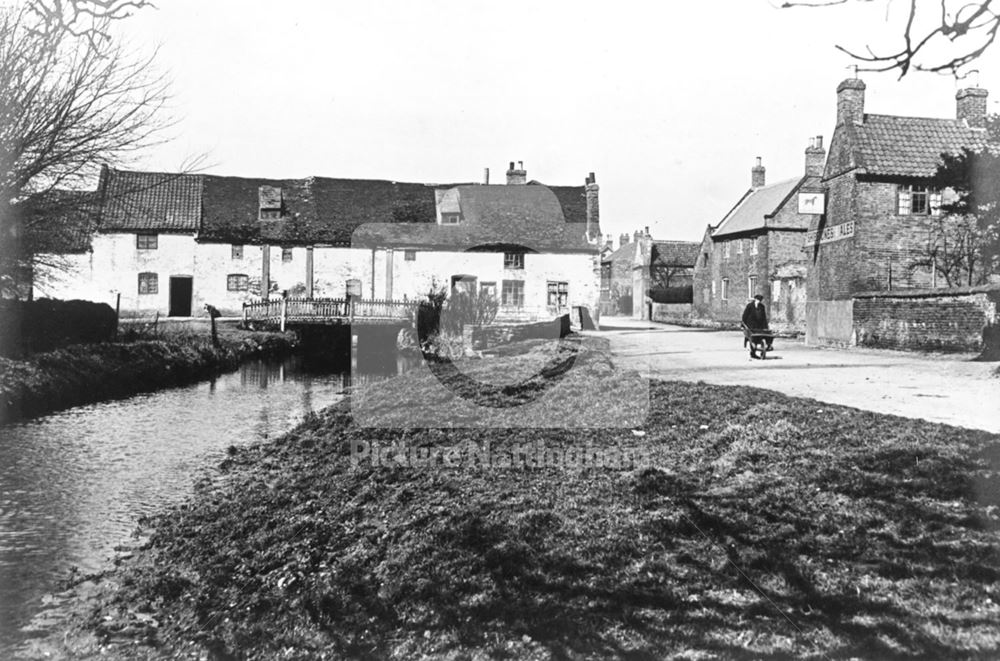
top-left (631, 237), bottom-right (699, 319)
top-left (692, 139), bottom-right (824, 332)
top-left (806, 79), bottom-right (989, 344)
top-left (33, 162), bottom-right (603, 322)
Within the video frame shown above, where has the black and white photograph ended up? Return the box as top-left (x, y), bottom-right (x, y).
top-left (2, 0), bottom-right (1000, 658)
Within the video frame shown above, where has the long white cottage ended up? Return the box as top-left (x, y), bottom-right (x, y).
top-left (32, 162), bottom-right (603, 322)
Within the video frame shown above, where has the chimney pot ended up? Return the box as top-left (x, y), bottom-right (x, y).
top-left (483, 167), bottom-right (489, 185)
top-left (815, 135), bottom-right (823, 149)
top-left (509, 161), bottom-right (515, 170)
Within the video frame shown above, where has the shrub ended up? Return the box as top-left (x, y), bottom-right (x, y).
top-left (0, 298), bottom-right (116, 357)
top-left (647, 286), bottom-right (693, 304)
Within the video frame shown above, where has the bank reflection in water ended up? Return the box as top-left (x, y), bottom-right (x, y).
top-left (0, 352), bottom-right (413, 654)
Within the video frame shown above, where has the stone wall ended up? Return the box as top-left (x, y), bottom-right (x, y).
top-left (651, 303), bottom-right (692, 324)
top-left (853, 285), bottom-right (1000, 352)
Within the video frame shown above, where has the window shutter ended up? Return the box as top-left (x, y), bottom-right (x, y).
top-left (897, 187), bottom-right (911, 215)
top-left (929, 191), bottom-right (943, 217)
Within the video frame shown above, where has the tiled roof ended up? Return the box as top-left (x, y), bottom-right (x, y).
top-left (603, 240), bottom-right (638, 265)
top-left (850, 114), bottom-right (987, 178)
top-left (651, 241), bottom-right (699, 267)
top-left (22, 190), bottom-right (99, 254)
top-left (351, 184), bottom-right (594, 252)
top-left (712, 177), bottom-right (802, 238)
top-left (100, 170), bottom-right (202, 232)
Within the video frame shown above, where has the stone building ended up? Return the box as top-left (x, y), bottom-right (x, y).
top-left (33, 162), bottom-right (603, 321)
top-left (692, 138), bottom-right (824, 332)
top-left (630, 238), bottom-right (699, 319)
top-left (805, 79), bottom-right (989, 344)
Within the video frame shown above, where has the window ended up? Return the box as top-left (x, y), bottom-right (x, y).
top-left (898, 185), bottom-right (943, 216)
top-left (259, 209), bottom-right (282, 220)
top-left (547, 281), bottom-right (569, 309)
top-left (750, 237), bottom-right (759, 255)
top-left (723, 242), bottom-right (731, 259)
top-left (404, 250), bottom-right (416, 261)
top-left (282, 247), bottom-right (293, 263)
top-left (503, 252), bottom-right (524, 270)
top-left (702, 252), bottom-right (709, 267)
top-left (441, 212), bottom-right (461, 225)
top-left (226, 274), bottom-right (249, 291)
top-left (136, 234), bottom-right (158, 250)
top-left (736, 239), bottom-right (743, 255)
top-left (232, 245), bottom-right (244, 260)
top-left (137, 272), bottom-right (158, 295)
top-left (771, 279), bottom-right (781, 302)
top-left (480, 281), bottom-right (497, 298)
top-left (747, 275), bottom-right (757, 298)
top-left (721, 278), bottom-right (729, 301)
top-left (501, 280), bottom-right (524, 307)
top-left (711, 280), bottom-right (716, 298)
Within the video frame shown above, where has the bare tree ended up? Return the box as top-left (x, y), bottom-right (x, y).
top-left (1, 0), bottom-right (169, 296)
top-left (780, 0), bottom-right (999, 78)
top-left (913, 214), bottom-right (992, 287)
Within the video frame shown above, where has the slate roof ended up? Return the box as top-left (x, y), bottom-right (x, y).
top-left (651, 241), bottom-right (700, 267)
top-left (712, 177), bottom-right (803, 238)
top-left (848, 114), bottom-right (987, 178)
top-left (351, 184), bottom-right (594, 252)
top-left (100, 170), bottom-right (203, 232)
top-left (602, 239), bottom-right (638, 265)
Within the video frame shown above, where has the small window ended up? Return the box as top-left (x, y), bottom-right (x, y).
top-left (750, 237), bottom-right (759, 255)
top-left (747, 275), bottom-right (757, 298)
top-left (723, 242), bottom-right (730, 259)
top-left (702, 252), bottom-right (709, 267)
top-left (898, 184), bottom-right (938, 215)
top-left (547, 281), bottom-right (569, 309)
top-left (404, 250), bottom-right (416, 261)
top-left (441, 212), bottom-right (461, 225)
top-left (227, 274), bottom-right (249, 291)
top-left (721, 278), bottom-right (729, 301)
top-left (282, 247), bottom-right (293, 263)
top-left (711, 280), bottom-right (716, 298)
top-left (138, 272), bottom-right (158, 295)
top-left (501, 280), bottom-right (524, 307)
top-left (260, 209), bottom-right (282, 220)
top-left (136, 234), bottom-right (158, 250)
top-left (504, 252), bottom-right (524, 270)
top-left (232, 245), bottom-right (244, 260)
top-left (736, 240), bottom-right (743, 255)
top-left (480, 281), bottom-right (497, 298)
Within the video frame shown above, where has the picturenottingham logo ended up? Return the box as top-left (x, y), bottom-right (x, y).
top-left (350, 439), bottom-right (654, 471)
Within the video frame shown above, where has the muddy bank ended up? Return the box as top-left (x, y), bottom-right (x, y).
top-left (0, 332), bottom-right (298, 423)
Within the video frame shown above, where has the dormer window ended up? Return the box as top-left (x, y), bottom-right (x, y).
top-left (504, 252), bottom-right (524, 270)
top-left (259, 185), bottom-right (283, 220)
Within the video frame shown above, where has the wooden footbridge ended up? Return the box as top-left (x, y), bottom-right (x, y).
top-left (242, 297), bottom-right (418, 331)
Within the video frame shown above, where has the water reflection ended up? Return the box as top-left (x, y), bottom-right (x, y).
top-left (0, 354), bottom-right (410, 653)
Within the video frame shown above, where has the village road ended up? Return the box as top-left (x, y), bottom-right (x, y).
top-left (595, 317), bottom-right (1000, 433)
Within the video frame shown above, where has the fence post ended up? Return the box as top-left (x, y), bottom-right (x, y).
top-left (280, 296), bottom-right (287, 332)
top-left (242, 302), bottom-right (248, 326)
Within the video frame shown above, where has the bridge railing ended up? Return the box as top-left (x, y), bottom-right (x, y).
top-left (243, 297), bottom-right (419, 329)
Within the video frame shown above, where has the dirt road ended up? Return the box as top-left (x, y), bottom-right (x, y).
top-left (596, 317), bottom-right (1000, 433)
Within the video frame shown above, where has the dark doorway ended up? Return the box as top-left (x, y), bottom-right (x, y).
top-left (169, 276), bottom-right (193, 317)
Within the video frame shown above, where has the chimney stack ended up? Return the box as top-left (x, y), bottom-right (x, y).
top-left (836, 78), bottom-right (866, 126)
top-left (483, 167), bottom-right (490, 185)
top-left (506, 161), bottom-right (526, 185)
top-left (956, 87), bottom-right (989, 129)
top-left (620, 233), bottom-right (630, 246)
top-left (604, 234), bottom-right (613, 251)
top-left (585, 171), bottom-right (600, 241)
top-left (805, 135), bottom-right (826, 177)
top-left (751, 157), bottom-right (766, 188)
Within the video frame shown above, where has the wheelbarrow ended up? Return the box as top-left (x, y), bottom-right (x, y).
top-left (741, 323), bottom-right (775, 360)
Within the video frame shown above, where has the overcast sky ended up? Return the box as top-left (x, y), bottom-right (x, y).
top-left (117, 0), bottom-right (1000, 246)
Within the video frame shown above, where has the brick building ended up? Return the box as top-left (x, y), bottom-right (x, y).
top-left (805, 79), bottom-right (990, 345)
top-left (692, 138), bottom-right (824, 332)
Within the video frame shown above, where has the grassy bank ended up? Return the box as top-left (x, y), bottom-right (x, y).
top-left (0, 329), bottom-right (298, 423)
top-left (26, 339), bottom-right (1000, 659)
